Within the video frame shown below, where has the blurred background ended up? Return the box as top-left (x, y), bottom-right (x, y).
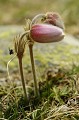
top-left (0, 0), bottom-right (79, 35)
top-left (0, 0), bottom-right (79, 77)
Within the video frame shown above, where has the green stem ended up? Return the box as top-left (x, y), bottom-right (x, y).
top-left (29, 44), bottom-right (39, 97)
top-left (18, 58), bottom-right (27, 99)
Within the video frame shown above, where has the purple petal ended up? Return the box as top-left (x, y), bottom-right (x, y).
top-left (30, 24), bottom-right (65, 43)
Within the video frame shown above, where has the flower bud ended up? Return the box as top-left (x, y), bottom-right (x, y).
top-left (30, 24), bottom-right (65, 43)
top-left (44, 12), bottom-right (65, 30)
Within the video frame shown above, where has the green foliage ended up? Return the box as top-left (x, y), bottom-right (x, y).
top-left (0, 66), bottom-right (79, 119)
top-left (31, 109), bottom-right (41, 120)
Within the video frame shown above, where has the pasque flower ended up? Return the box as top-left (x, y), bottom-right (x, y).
top-left (30, 12), bottom-right (65, 43)
top-left (10, 12), bottom-right (65, 98)
top-left (27, 14), bottom-right (65, 97)
top-left (31, 12), bottom-right (65, 30)
top-left (44, 12), bottom-right (65, 30)
top-left (30, 24), bottom-right (65, 43)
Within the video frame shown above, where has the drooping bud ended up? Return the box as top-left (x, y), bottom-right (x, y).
top-left (44, 12), bottom-right (65, 30)
top-left (30, 24), bottom-right (65, 43)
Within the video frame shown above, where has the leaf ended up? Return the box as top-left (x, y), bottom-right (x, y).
top-left (32, 109), bottom-right (41, 120)
top-left (60, 85), bottom-right (69, 96)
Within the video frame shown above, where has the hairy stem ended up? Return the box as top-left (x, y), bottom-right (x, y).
top-left (20, 30), bottom-right (30, 40)
top-left (29, 44), bottom-right (39, 97)
top-left (31, 14), bottom-right (45, 27)
top-left (18, 58), bottom-right (27, 99)
top-left (7, 55), bottom-right (16, 82)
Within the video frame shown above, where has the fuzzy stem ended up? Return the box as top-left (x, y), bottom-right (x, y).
top-left (18, 58), bottom-right (27, 99)
top-left (7, 55), bottom-right (16, 82)
top-left (29, 44), bottom-right (39, 97)
top-left (31, 14), bottom-right (45, 27)
top-left (20, 30), bottom-right (30, 40)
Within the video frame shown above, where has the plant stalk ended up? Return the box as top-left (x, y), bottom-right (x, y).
top-left (18, 58), bottom-right (27, 99)
top-left (29, 44), bottom-right (39, 97)
top-left (31, 14), bottom-right (45, 27)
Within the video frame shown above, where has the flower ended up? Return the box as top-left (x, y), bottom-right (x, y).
top-left (30, 24), bottom-right (65, 43)
top-left (44, 12), bottom-right (65, 30)
top-left (14, 35), bottom-right (27, 59)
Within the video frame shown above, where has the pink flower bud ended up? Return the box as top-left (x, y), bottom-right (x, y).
top-left (45, 12), bottom-right (65, 30)
top-left (30, 24), bottom-right (65, 43)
